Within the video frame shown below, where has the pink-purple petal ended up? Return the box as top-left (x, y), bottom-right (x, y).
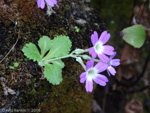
top-left (93, 78), bottom-right (106, 86)
top-left (91, 34), bottom-right (95, 45)
top-left (80, 76), bottom-right (86, 83)
top-left (45, 0), bottom-right (55, 7)
top-left (107, 70), bottom-right (111, 76)
top-left (110, 52), bottom-right (116, 60)
top-left (89, 47), bottom-right (95, 54)
top-left (92, 52), bottom-right (97, 58)
top-left (103, 45), bottom-right (114, 55)
top-left (103, 50), bottom-right (114, 56)
top-left (37, 0), bottom-right (41, 7)
top-left (89, 47), bottom-right (97, 58)
top-left (103, 45), bottom-right (114, 51)
top-left (99, 31), bottom-right (107, 42)
top-left (86, 59), bottom-right (94, 70)
top-left (98, 64), bottom-right (108, 73)
top-left (94, 61), bottom-right (105, 70)
top-left (111, 59), bottom-right (120, 66)
top-left (91, 31), bottom-right (98, 46)
top-left (37, 0), bottom-right (45, 9)
top-left (108, 66), bottom-right (116, 76)
top-left (51, 0), bottom-right (57, 4)
top-left (101, 33), bottom-right (111, 44)
top-left (98, 54), bottom-right (109, 62)
top-left (80, 72), bottom-right (86, 78)
top-left (96, 74), bottom-right (108, 82)
top-left (86, 80), bottom-right (93, 92)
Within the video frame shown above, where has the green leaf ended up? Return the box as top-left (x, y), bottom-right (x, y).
top-left (9, 66), bottom-right (14, 69)
top-left (51, 59), bottom-right (64, 69)
top-left (44, 35), bottom-right (72, 60)
top-left (22, 43), bottom-right (42, 62)
top-left (13, 62), bottom-right (19, 67)
top-left (24, 58), bottom-right (30, 61)
top-left (44, 64), bottom-right (63, 85)
top-left (75, 26), bottom-right (80, 32)
top-left (38, 36), bottom-right (52, 57)
top-left (122, 25), bottom-right (146, 48)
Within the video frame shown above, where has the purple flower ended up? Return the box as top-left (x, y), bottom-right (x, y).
top-left (107, 52), bottom-right (120, 76)
top-left (80, 59), bottom-right (108, 92)
top-left (89, 31), bottom-right (115, 62)
top-left (37, 0), bottom-right (57, 9)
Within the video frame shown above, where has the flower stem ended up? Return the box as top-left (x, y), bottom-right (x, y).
top-left (45, 54), bottom-right (73, 62)
top-left (41, 48), bottom-right (101, 71)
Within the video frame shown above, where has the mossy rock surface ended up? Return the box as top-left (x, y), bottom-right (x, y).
top-left (0, 0), bottom-right (105, 112)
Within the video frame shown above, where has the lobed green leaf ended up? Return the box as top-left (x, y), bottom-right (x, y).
top-left (43, 35), bottom-right (72, 60)
top-left (44, 64), bottom-right (63, 85)
top-left (22, 43), bottom-right (42, 62)
top-left (51, 59), bottom-right (64, 69)
top-left (38, 36), bottom-right (52, 57)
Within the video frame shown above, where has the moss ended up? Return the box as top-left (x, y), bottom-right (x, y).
top-left (38, 77), bottom-right (93, 113)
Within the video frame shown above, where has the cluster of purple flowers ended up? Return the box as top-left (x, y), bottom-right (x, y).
top-left (80, 31), bottom-right (120, 92)
top-left (37, 0), bottom-right (57, 9)
top-left (36, 0), bottom-right (119, 93)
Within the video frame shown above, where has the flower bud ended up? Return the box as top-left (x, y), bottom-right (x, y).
top-left (76, 57), bottom-right (86, 70)
top-left (73, 49), bottom-right (86, 55)
top-left (81, 55), bottom-right (91, 60)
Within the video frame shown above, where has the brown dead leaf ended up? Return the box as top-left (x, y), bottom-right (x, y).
top-left (3, 86), bottom-right (16, 96)
top-left (121, 44), bottom-right (140, 65)
top-left (0, 77), bottom-right (16, 96)
top-left (125, 99), bottom-right (143, 113)
top-left (116, 65), bottom-right (134, 81)
top-left (132, 1), bottom-right (150, 36)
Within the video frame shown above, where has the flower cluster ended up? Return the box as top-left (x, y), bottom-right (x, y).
top-left (37, 0), bottom-right (57, 9)
top-left (80, 31), bottom-right (120, 92)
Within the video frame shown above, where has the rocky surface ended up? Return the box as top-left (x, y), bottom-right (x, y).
top-left (0, 0), bottom-right (106, 112)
